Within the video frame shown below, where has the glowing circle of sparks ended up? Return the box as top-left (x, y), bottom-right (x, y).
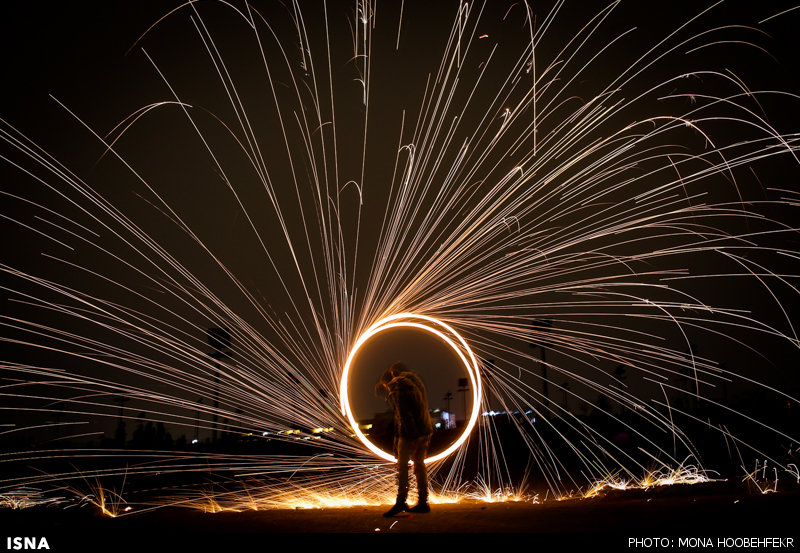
top-left (340, 313), bottom-right (482, 464)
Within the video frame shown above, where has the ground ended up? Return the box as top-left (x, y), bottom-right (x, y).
top-left (1, 483), bottom-right (798, 551)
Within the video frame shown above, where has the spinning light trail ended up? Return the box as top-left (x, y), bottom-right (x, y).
top-left (340, 312), bottom-right (481, 463)
top-left (0, 0), bottom-right (799, 512)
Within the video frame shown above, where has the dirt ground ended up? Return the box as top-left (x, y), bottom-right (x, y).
top-left (1, 484), bottom-right (798, 551)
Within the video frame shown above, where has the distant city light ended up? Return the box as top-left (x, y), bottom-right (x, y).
top-left (440, 411), bottom-right (456, 430)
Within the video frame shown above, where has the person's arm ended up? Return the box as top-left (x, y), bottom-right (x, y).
top-left (388, 389), bottom-right (403, 444)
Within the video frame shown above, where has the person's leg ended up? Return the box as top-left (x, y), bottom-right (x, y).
top-left (384, 437), bottom-right (411, 517)
top-left (408, 435), bottom-right (431, 513)
top-left (396, 437), bottom-right (411, 503)
top-left (412, 438), bottom-right (428, 502)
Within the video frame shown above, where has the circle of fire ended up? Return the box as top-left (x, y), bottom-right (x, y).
top-left (340, 313), bottom-right (482, 464)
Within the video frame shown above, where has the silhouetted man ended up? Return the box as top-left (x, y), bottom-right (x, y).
top-left (375, 362), bottom-right (434, 517)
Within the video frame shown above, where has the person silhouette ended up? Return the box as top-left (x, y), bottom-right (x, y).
top-left (374, 362), bottom-right (434, 517)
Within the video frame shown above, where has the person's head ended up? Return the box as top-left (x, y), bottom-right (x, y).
top-left (388, 362), bottom-right (408, 378)
top-left (374, 362), bottom-right (408, 398)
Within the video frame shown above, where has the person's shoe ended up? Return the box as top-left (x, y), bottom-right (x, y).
top-left (408, 502), bottom-right (430, 514)
top-left (382, 501), bottom-right (409, 517)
